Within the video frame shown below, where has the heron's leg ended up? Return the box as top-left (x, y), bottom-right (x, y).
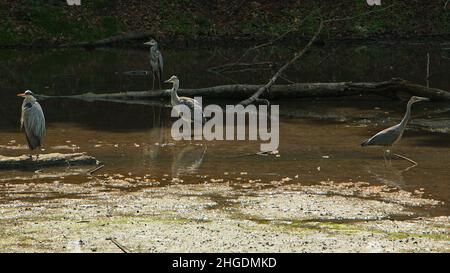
top-left (157, 71), bottom-right (161, 89)
top-left (386, 149), bottom-right (392, 165)
top-left (393, 153), bottom-right (418, 166)
top-left (152, 71), bottom-right (155, 90)
top-left (152, 106), bottom-right (156, 126)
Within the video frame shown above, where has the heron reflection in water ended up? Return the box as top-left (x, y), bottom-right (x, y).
top-left (171, 144), bottom-right (207, 178)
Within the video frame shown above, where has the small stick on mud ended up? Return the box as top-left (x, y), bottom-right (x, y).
top-left (225, 151), bottom-right (278, 158)
top-left (87, 165), bottom-right (105, 176)
top-left (106, 238), bottom-right (132, 253)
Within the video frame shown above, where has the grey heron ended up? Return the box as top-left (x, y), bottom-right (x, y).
top-left (165, 75), bottom-right (205, 124)
top-left (17, 90), bottom-right (46, 159)
top-left (361, 96), bottom-right (429, 163)
top-left (144, 39), bottom-right (163, 90)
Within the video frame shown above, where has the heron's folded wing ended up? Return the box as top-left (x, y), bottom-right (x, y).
top-left (180, 97), bottom-right (202, 113)
top-left (23, 102), bottom-right (46, 141)
top-left (366, 125), bottom-right (400, 146)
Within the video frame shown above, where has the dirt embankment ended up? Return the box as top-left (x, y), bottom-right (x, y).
top-left (0, 1), bottom-right (449, 47)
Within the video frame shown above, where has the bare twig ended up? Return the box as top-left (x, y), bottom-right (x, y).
top-left (323, 3), bottom-right (396, 23)
top-left (106, 238), bottom-right (132, 253)
top-left (208, 62), bottom-right (275, 74)
top-left (238, 4), bottom-right (396, 106)
top-left (238, 19), bottom-right (325, 106)
top-left (87, 164), bottom-right (105, 176)
top-left (279, 74), bottom-right (296, 84)
top-left (233, 9), bottom-right (320, 64)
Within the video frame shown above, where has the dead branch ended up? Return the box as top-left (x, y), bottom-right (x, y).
top-left (209, 8), bottom-right (320, 76)
top-left (59, 31), bottom-right (154, 48)
top-left (106, 238), bottom-right (132, 253)
top-left (234, 8), bottom-right (321, 64)
top-left (322, 3), bottom-right (396, 23)
top-left (237, 4), bottom-right (397, 105)
top-left (0, 153), bottom-right (98, 170)
top-left (208, 62), bottom-right (276, 74)
top-left (238, 19), bottom-right (325, 106)
top-left (87, 164), bottom-right (105, 176)
top-left (38, 78), bottom-right (450, 102)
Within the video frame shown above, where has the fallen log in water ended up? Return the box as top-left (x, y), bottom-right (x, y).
top-left (59, 31), bottom-right (154, 48)
top-left (0, 153), bottom-right (98, 170)
top-left (38, 78), bottom-right (450, 102)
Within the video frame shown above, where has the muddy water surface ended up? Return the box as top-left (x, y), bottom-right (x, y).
top-left (0, 44), bottom-right (449, 252)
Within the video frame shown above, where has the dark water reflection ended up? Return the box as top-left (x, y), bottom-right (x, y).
top-left (0, 43), bottom-right (449, 215)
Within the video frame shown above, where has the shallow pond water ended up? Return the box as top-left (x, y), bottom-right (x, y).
top-left (0, 43), bottom-right (449, 217)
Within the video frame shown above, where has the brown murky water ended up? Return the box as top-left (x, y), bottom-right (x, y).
top-left (0, 43), bottom-right (449, 218)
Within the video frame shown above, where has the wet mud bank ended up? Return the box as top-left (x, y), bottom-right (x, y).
top-left (0, 180), bottom-right (448, 253)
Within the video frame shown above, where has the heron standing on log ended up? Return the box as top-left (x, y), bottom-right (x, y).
top-left (165, 75), bottom-right (205, 124)
top-left (144, 39), bottom-right (163, 90)
top-left (361, 96), bottom-right (429, 164)
top-left (17, 90), bottom-right (46, 159)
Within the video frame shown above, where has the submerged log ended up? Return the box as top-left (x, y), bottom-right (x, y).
top-left (0, 153), bottom-right (98, 170)
top-left (59, 31), bottom-right (154, 48)
top-left (39, 78), bottom-right (450, 102)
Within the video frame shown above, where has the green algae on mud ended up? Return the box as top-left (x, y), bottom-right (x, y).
top-left (0, 182), bottom-right (448, 253)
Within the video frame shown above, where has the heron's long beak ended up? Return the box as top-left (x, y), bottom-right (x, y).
top-left (17, 93), bottom-right (25, 97)
top-left (417, 96), bottom-right (430, 101)
top-left (164, 79), bottom-right (172, 83)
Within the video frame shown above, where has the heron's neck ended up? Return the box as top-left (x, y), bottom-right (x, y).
top-left (399, 101), bottom-right (413, 129)
top-left (22, 96), bottom-right (36, 106)
top-left (170, 82), bottom-right (180, 105)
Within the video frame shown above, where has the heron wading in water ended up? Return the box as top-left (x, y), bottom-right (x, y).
top-left (361, 96), bottom-right (429, 165)
top-left (17, 90), bottom-right (46, 159)
top-left (144, 39), bottom-right (163, 90)
top-left (165, 75), bottom-right (205, 124)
